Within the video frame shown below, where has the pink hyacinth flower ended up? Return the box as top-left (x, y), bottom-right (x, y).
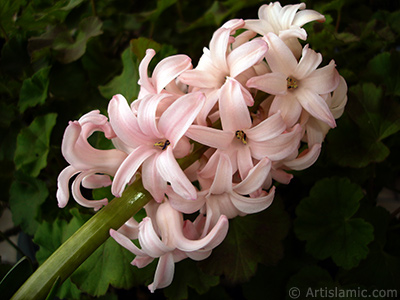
top-left (108, 92), bottom-right (205, 202)
top-left (247, 32), bottom-right (340, 129)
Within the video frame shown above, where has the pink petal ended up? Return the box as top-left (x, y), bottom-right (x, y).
top-left (231, 186), bottom-right (275, 214)
top-left (108, 94), bottom-right (149, 147)
top-left (246, 72), bottom-right (287, 95)
top-left (71, 170), bottom-right (108, 211)
top-left (293, 45), bottom-right (322, 79)
top-left (167, 187), bottom-right (205, 214)
top-left (284, 143), bottom-right (322, 170)
top-left (158, 92), bottom-right (205, 147)
top-left (246, 111), bottom-right (287, 141)
top-left (112, 145), bottom-right (157, 197)
top-left (148, 252), bottom-right (175, 292)
top-left (156, 147), bottom-right (197, 200)
top-left (139, 217), bottom-right (174, 257)
top-left (137, 94), bottom-right (168, 139)
top-left (179, 69), bottom-right (221, 89)
top-left (142, 155), bottom-right (167, 202)
top-left (293, 9), bottom-right (325, 27)
top-left (56, 166), bottom-right (79, 208)
top-left (280, 3), bottom-right (306, 28)
top-left (110, 228), bottom-right (146, 257)
top-left (209, 153), bottom-right (233, 195)
top-left (185, 125), bottom-right (233, 150)
top-left (234, 158), bottom-right (271, 195)
top-left (236, 146), bottom-right (254, 179)
top-left (82, 174), bottom-right (111, 189)
top-left (219, 77), bottom-right (252, 131)
top-left (269, 94), bottom-right (303, 128)
top-left (296, 88), bottom-right (336, 128)
top-left (264, 32), bottom-right (297, 74)
top-left (301, 60), bottom-right (340, 94)
top-left (227, 39), bottom-right (268, 78)
top-left (138, 49), bottom-right (157, 95)
top-left (249, 124), bottom-right (302, 161)
top-left (153, 54), bottom-right (192, 93)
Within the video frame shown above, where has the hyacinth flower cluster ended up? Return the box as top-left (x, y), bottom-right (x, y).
top-left (57, 2), bottom-right (347, 293)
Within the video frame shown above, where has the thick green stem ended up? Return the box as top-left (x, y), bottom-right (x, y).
top-left (11, 143), bottom-right (208, 300)
top-left (11, 179), bottom-right (151, 300)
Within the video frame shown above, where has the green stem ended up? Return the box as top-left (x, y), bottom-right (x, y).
top-left (11, 143), bottom-right (208, 300)
top-left (11, 178), bottom-right (151, 300)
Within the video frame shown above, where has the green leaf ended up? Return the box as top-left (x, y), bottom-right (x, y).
top-left (14, 113), bottom-right (57, 177)
top-left (18, 66), bottom-right (51, 113)
top-left (98, 45), bottom-right (140, 102)
top-left (71, 237), bottom-right (155, 297)
top-left (34, 210), bottom-right (89, 300)
top-left (294, 177), bottom-right (374, 269)
top-left (163, 259), bottom-right (219, 300)
top-left (367, 52), bottom-right (400, 96)
top-left (0, 257), bottom-right (33, 300)
top-left (130, 37), bottom-right (162, 61)
top-left (9, 172), bottom-right (48, 235)
top-left (54, 16), bottom-right (103, 64)
top-left (199, 199), bottom-right (290, 283)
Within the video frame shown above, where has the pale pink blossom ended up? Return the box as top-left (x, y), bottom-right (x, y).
top-left (179, 19), bottom-right (268, 125)
top-left (247, 32), bottom-right (340, 128)
top-left (110, 201), bottom-right (229, 292)
top-left (301, 76), bottom-right (348, 146)
top-left (108, 93), bottom-right (205, 201)
top-left (56, 111), bottom-right (127, 210)
top-left (186, 77), bottom-right (303, 179)
top-left (245, 2), bottom-right (325, 57)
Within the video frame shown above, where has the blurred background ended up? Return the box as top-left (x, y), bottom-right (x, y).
top-left (0, 0), bottom-right (399, 299)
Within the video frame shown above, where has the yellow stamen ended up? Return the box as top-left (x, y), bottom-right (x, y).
top-left (154, 140), bottom-right (170, 150)
top-left (235, 130), bottom-right (247, 145)
top-left (287, 77), bottom-right (298, 90)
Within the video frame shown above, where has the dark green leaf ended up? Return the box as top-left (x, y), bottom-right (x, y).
top-left (294, 177), bottom-right (374, 269)
top-left (367, 52), bottom-right (400, 96)
top-left (0, 256), bottom-right (33, 300)
top-left (199, 199), bottom-right (290, 283)
top-left (9, 172), bottom-right (48, 235)
top-left (19, 66), bottom-right (51, 113)
top-left (164, 259), bottom-right (219, 300)
top-left (71, 237), bottom-right (155, 297)
top-left (98, 46), bottom-right (140, 102)
top-left (14, 113), bottom-right (57, 177)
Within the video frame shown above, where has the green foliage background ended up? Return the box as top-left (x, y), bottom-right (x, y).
top-left (0, 0), bottom-right (399, 299)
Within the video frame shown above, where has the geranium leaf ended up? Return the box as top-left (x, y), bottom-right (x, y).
top-left (294, 177), bottom-right (374, 269)
top-left (199, 199), bottom-right (290, 283)
top-left (98, 45), bottom-right (140, 103)
top-left (14, 113), bottom-right (57, 177)
top-left (71, 236), bottom-right (156, 297)
top-left (163, 259), bottom-right (219, 300)
top-left (9, 172), bottom-right (48, 235)
top-left (19, 66), bottom-right (51, 113)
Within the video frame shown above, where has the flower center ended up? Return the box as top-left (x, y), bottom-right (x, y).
top-left (235, 130), bottom-right (247, 145)
top-left (154, 140), bottom-right (170, 150)
top-left (286, 77), bottom-right (298, 90)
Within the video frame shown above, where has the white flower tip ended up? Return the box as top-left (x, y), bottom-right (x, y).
top-left (146, 48), bottom-right (156, 55)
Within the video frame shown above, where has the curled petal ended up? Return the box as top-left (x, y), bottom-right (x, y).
top-left (209, 153), bottom-right (233, 195)
top-left (231, 186), bottom-right (275, 214)
top-left (293, 45), bottom-right (322, 79)
top-left (139, 217), bottom-right (174, 257)
top-left (110, 229), bottom-right (146, 257)
top-left (293, 9), bottom-right (325, 27)
top-left (108, 94), bottom-right (149, 146)
top-left (185, 125), bottom-right (233, 150)
top-left (234, 158), bottom-right (271, 195)
top-left (138, 49), bottom-right (157, 96)
top-left (56, 166), bottom-right (79, 208)
top-left (156, 147), bottom-right (197, 200)
top-left (227, 39), bottom-right (268, 78)
top-left (112, 145), bottom-right (157, 197)
top-left (246, 72), bottom-right (287, 95)
top-left (219, 77), bottom-right (252, 131)
top-left (153, 55), bottom-right (192, 93)
top-left (82, 174), bottom-right (112, 189)
top-left (158, 92), bottom-right (205, 147)
top-left (71, 170), bottom-right (109, 211)
top-left (264, 32), bottom-right (297, 74)
top-left (148, 253), bottom-right (175, 293)
top-left (284, 143), bottom-right (322, 170)
top-left (246, 111), bottom-right (286, 141)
